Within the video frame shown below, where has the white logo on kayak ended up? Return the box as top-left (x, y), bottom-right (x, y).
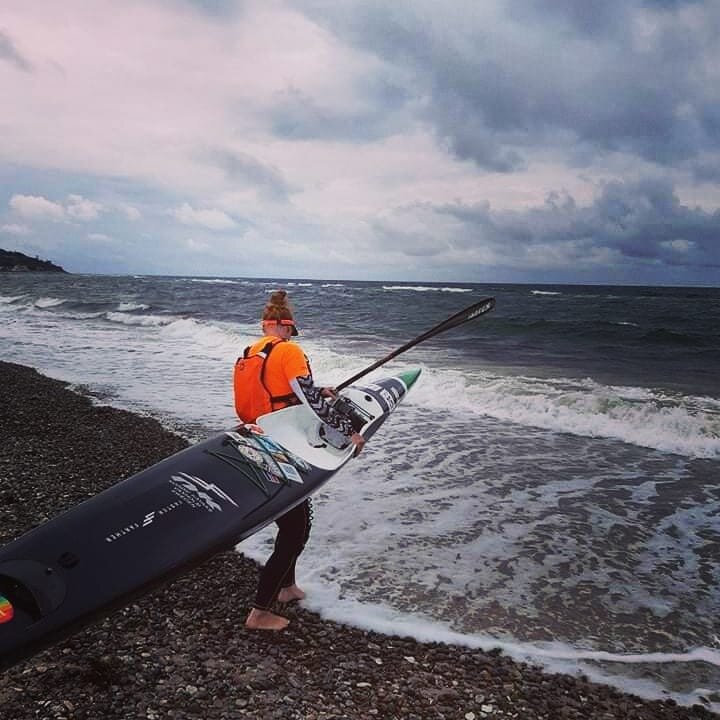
top-left (170, 472), bottom-right (239, 513)
top-left (364, 383), bottom-right (398, 410)
top-left (105, 500), bottom-right (183, 543)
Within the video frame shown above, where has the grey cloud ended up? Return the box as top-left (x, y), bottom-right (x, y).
top-left (510, 0), bottom-right (632, 37)
top-left (297, 1), bottom-right (720, 176)
top-left (643, 0), bottom-right (705, 8)
top-left (269, 79), bottom-right (411, 143)
top-left (514, 0), bottom-right (704, 37)
top-left (174, 0), bottom-right (245, 18)
top-left (200, 148), bottom-right (296, 201)
top-left (370, 213), bottom-right (450, 257)
top-left (591, 178), bottom-right (720, 267)
top-left (690, 156), bottom-right (720, 183)
top-left (0, 30), bottom-right (32, 72)
top-left (435, 177), bottom-right (720, 270)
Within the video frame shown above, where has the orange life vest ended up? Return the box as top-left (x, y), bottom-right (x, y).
top-left (233, 337), bottom-right (308, 423)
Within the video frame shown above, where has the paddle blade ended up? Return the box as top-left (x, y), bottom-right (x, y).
top-left (337, 296), bottom-right (496, 390)
top-left (432, 297), bottom-right (496, 335)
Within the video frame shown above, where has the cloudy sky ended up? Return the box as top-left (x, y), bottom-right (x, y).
top-left (1, 0), bottom-right (719, 283)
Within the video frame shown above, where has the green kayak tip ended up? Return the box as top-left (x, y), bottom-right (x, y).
top-left (398, 368), bottom-right (422, 389)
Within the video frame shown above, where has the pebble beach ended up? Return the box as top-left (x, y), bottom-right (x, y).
top-left (0, 361), bottom-right (715, 720)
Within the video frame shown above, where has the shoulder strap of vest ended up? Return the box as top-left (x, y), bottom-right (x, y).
top-left (258, 339), bottom-right (297, 406)
top-left (239, 336), bottom-right (281, 361)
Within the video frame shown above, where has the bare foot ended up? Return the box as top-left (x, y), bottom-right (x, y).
top-left (244, 608), bottom-right (289, 631)
top-left (277, 584), bottom-right (306, 603)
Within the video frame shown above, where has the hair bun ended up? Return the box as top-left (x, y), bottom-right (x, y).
top-left (263, 289), bottom-right (294, 321)
top-left (269, 290), bottom-right (289, 307)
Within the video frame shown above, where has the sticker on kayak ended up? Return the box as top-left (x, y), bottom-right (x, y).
top-left (225, 431), bottom-right (309, 484)
top-left (0, 595), bottom-right (14, 624)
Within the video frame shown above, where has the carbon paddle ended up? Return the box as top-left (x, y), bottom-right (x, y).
top-left (336, 296), bottom-right (496, 391)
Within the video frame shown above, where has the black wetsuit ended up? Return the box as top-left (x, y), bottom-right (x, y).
top-left (251, 373), bottom-right (350, 610)
top-left (253, 498), bottom-right (313, 610)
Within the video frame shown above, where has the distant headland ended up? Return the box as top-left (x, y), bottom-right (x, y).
top-left (0, 248), bottom-right (67, 273)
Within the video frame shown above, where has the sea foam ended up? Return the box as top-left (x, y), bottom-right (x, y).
top-left (0, 294), bottom-right (26, 304)
top-left (34, 296), bottom-right (67, 308)
top-left (382, 285), bottom-right (472, 293)
top-left (410, 369), bottom-right (720, 459)
top-left (105, 312), bottom-right (177, 327)
top-left (116, 302), bottom-right (150, 311)
top-left (237, 541), bottom-right (720, 712)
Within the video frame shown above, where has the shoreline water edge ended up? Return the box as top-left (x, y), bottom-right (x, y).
top-left (0, 361), bottom-right (716, 720)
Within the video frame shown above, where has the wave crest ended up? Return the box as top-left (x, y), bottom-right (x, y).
top-left (383, 285), bottom-right (472, 293)
top-left (412, 371), bottom-right (720, 459)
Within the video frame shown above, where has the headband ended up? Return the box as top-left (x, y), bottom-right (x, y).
top-left (263, 318), bottom-right (298, 336)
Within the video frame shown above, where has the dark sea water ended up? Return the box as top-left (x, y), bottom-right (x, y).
top-left (1, 274), bottom-right (719, 709)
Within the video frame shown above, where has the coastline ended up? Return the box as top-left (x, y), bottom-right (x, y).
top-left (0, 361), bottom-right (714, 720)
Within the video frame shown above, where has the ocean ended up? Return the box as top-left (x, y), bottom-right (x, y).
top-left (1, 273), bottom-right (719, 709)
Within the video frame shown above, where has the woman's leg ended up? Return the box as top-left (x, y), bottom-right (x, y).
top-left (245, 499), bottom-right (312, 629)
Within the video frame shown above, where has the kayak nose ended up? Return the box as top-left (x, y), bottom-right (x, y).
top-left (398, 368), bottom-right (422, 390)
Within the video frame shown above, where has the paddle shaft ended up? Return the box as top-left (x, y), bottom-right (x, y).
top-left (336, 296), bottom-right (496, 391)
